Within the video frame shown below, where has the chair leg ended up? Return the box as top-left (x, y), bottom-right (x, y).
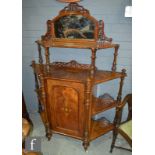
top-left (110, 129), bottom-right (118, 153)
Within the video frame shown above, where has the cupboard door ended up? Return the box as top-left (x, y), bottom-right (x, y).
top-left (46, 79), bottom-right (85, 137)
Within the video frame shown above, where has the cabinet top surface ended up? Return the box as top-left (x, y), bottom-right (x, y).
top-left (33, 64), bottom-right (126, 84)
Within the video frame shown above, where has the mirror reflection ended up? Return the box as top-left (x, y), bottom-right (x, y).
top-left (54, 15), bottom-right (95, 39)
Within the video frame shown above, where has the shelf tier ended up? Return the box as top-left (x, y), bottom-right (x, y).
top-left (32, 63), bottom-right (125, 84)
top-left (92, 94), bottom-right (117, 115)
top-left (37, 39), bottom-right (118, 49)
top-left (90, 117), bottom-right (114, 141)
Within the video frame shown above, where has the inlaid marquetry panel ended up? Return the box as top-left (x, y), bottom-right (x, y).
top-left (46, 79), bottom-right (85, 137)
top-left (53, 86), bottom-right (79, 130)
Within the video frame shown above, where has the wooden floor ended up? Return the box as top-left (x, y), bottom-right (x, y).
top-left (30, 113), bottom-right (131, 155)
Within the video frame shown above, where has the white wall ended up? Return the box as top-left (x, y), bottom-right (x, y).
top-left (23, 0), bottom-right (132, 119)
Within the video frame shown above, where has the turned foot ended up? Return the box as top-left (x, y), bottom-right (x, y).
top-left (110, 146), bottom-right (114, 153)
top-left (46, 131), bottom-right (52, 141)
top-left (45, 124), bottom-right (52, 141)
top-left (83, 141), bottom-right (90, 151)
top-left (110, 130), bottom-right (118, 153)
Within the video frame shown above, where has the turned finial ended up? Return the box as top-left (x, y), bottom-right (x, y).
top-left (122, 69), bottom-right (126, 75)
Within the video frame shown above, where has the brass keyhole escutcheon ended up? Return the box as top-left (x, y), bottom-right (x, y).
top-left (64, 107), bottom-right (69, 113)
top-left (61, 106), bottom-right (72, 116)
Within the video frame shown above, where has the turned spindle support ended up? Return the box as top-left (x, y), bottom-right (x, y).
top-left (44, 47), bottom-right (50, 71)
top-left (31, 60), bottom-right (43, 113)
top-left (117, 69), bottom-right (126, 104)
top-left (111, 69), bottom-right (126, 153)
top-left (111, 45), bottom-right (119, 72)
top-left (83, 78), bottom-right (92, 151)
top-left (90, 48), bottom-right (97, 77)
top-left (38, 73), bottom-right (52, 140)
top-left (36, 42), bottom-right (43, 64)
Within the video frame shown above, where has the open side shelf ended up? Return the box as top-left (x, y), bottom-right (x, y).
top-left (90, 117), bottom-right (114, 141)
top-left (92, 93), bottom-right (117, 115)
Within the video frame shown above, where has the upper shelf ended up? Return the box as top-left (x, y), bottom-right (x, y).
top-left (37, 39), bottom-right (119, 49)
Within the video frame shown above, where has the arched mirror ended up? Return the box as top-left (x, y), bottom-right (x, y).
top-left (54, 15), bottom-right (95, 39)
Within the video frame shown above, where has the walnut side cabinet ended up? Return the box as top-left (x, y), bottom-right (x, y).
top-left (31, 2), bottom-right (126, 151)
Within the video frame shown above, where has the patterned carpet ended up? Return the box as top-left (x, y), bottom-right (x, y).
top-left (29, 113), bottom-right (131, 155)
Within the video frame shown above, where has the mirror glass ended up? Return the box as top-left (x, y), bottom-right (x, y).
top-left (54, 15), bottom-right (95, 39)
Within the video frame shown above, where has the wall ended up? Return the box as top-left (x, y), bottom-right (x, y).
top-left (23, 0), bottom-right (132, 120)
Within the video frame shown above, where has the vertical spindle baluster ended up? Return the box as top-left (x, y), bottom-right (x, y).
top-left (38, 73), bottom-right (52, 140)
top-left (112, 45), bottom-right (119, 72)
top-left (83, 78), bottom-right (92, 151)
top-left (90, 48), bottom-right (97, 77)
top-left (37, 43), bottom-right (43, 64)
top-left (117, 69), bottom-right (126, 104)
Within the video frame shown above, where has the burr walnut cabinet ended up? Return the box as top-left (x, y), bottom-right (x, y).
top-left (31, 2), bottom-right (126, 150)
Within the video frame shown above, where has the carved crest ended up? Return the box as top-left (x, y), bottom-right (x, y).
top-left (51, 60), bottom-right (91, 70)
top-left (60, 2), bottom-right (89, 13)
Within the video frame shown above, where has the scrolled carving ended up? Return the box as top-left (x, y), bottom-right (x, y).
top-left (98, 20), bottom-right (112, 45)
top-left (61, 2), bottom-right (89, 13)
top-left (51, 60), bottom-right (92, 70)
top-left (41, 20), bottom-right (53, 41)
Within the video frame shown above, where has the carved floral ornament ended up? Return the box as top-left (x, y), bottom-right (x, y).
top-left (51, 60), bottom-right (91, 70)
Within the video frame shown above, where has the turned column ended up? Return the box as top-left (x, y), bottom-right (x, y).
top-left (113, 69), bottom-right (126, 132)
top-left (31, 60), bottom-right (43, 113)
top-left (116, 69), bottom-right (126, 104)
top-left (36, 42), bottom-right (43, 64)
top-left (110, 69), bottom-right (126, 152)
top-left (38, 73), bottom-right (52, 140)
top-left (44, 47), bottom-right (50, 71)
top-left (113, 69), bottom-right (126, 125)
top-left (83, 78), bottom-right (92, 151)
top-left (90, 48), bottom-right (97, 77)
top-left (111, 44), bottom-right (119, 72)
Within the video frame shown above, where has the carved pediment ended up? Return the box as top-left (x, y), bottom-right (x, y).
top-left (60, 2), bottom-right (89, 13)
top-left (51, 60), bottom-right (91, 70)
